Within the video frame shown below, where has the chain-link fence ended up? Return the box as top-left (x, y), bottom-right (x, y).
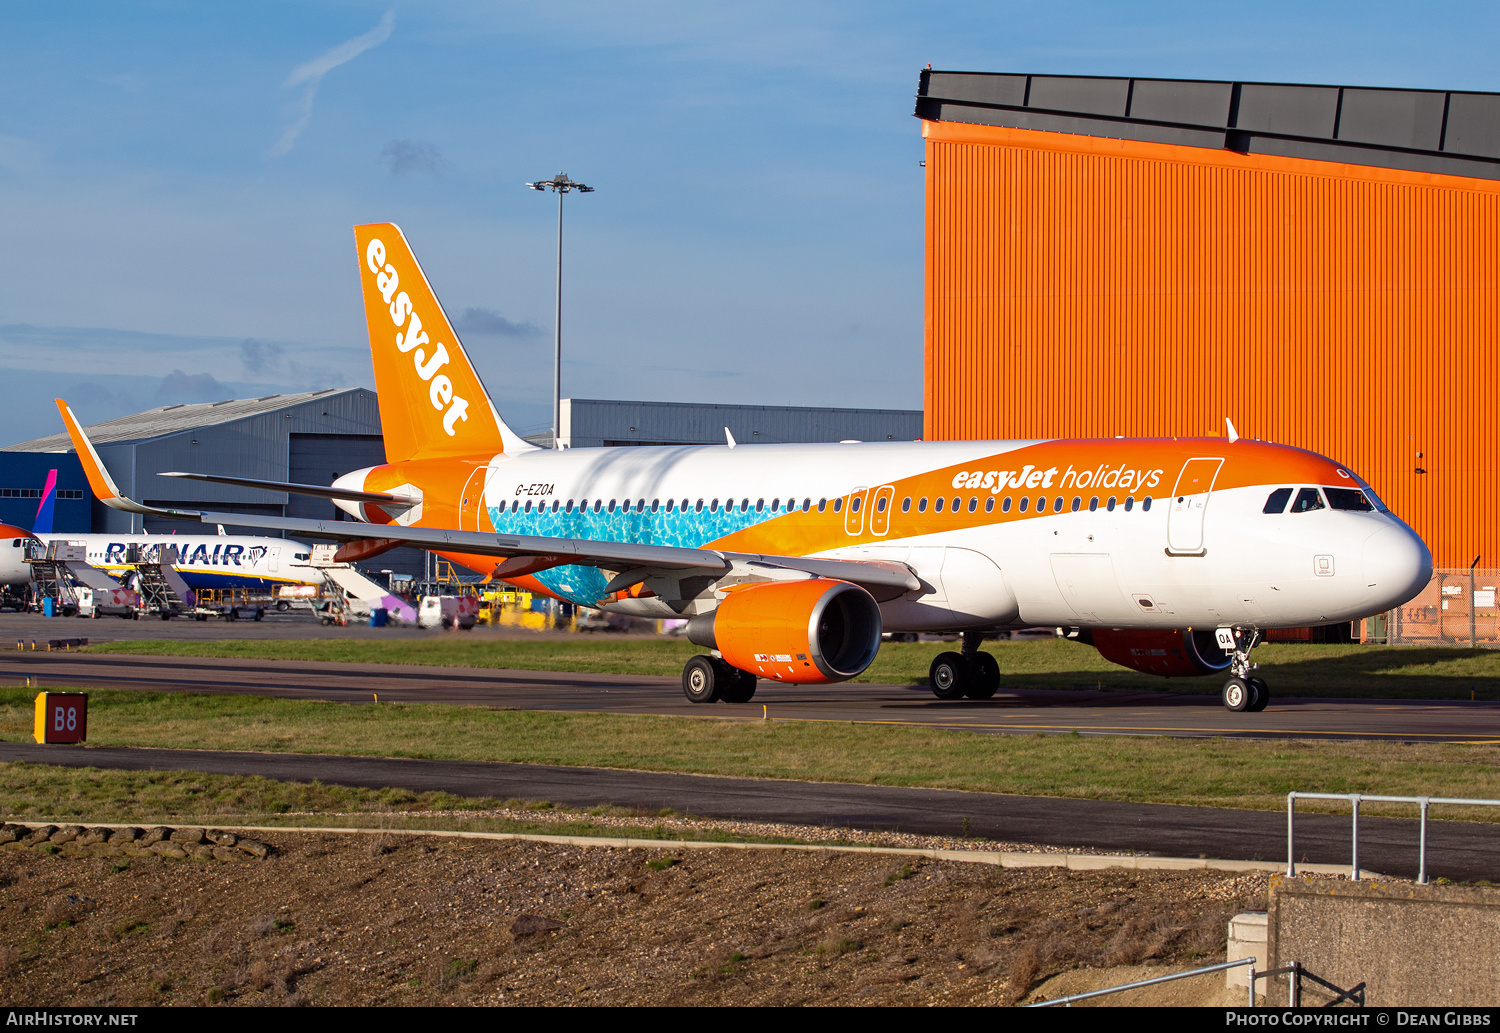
top-left (1363, 568), bottom-right (1500, 647)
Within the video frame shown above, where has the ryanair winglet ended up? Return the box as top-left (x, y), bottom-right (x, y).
top-left (55, 399), bottom-right (185, 518)
top-left (354, 223), bottom-right (536, 463)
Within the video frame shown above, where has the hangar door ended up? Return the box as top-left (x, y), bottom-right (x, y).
top-left (288, 434), bottom-right (385, 522)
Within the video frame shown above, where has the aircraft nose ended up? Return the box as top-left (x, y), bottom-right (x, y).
top-left (1362, 523), bottom-right (1433, 610)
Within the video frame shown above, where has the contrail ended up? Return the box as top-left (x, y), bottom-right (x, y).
top-left (267, 10), bottom-right (395, 158)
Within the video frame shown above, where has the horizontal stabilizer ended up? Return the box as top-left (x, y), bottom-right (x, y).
top-left (159, 471), bottom-right (403, 505)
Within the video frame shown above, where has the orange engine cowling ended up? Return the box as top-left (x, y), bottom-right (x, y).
top-left (1090, 628), bottom-right (1231, 678)
top-left (686, 578), bottom-right (882, 684)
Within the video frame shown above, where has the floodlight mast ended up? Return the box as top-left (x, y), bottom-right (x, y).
top-left (526, 172), bottom-right (594, 449)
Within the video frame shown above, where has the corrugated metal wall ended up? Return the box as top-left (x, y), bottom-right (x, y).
top-left (923, 119), bottom-right (1500, 567)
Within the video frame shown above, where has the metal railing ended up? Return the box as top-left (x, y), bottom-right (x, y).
top-left (1025, 956), bottom-right (1365, 1009)
top-left (1287, 791), bottom-right (1500, 884)
top-left (1025, 957), bottom-right (1260, 1008)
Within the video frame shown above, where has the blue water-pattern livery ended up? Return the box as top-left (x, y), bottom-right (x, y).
top-left (486, 498), bottom-right (792, 606)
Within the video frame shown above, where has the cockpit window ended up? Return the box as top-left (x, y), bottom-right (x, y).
top-left (1263, 488), bottom-right (1292, 514)
top-left (1325, 487), bottom-right (1375, 512)
top-left (1356, 483), bottom-right (1390, 512)
top-left (1290, 487), bottom-right (1326, 513)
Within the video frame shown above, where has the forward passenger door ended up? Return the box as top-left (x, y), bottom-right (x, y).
top-left (1166, 458), bottom-right (1224, 556)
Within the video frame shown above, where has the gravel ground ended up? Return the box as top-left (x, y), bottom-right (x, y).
top-left (308, 806), bottom-right (1116, 855)
top-left (0, 824), bottom-right (1270, 1007)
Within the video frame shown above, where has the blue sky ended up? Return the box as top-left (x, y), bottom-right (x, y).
top-left (1, 1), bottom-right (1497, 446)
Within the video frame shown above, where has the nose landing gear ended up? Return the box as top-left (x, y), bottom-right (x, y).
top-left (1219, 628), bottom-right (1269, 712)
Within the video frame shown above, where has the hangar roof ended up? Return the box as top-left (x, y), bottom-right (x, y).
top-left (4, 388), bottom-right (352, 452)
top-left (916, 70), bottom-right (1500, 181)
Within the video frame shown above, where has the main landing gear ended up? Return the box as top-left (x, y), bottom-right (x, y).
top-left (929, 631), bottom-right (1001, 701)
top-left (1219, 627), bottom-right (1269, 713)
top-left (682, 655), bottom-right (758, 705)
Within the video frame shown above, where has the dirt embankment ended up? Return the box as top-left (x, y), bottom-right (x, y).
top-left (0, 829), bottom-right (1268, 1006)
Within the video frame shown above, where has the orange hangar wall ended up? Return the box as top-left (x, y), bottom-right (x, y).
top-left (916, 71), bottom-right (1500, 568)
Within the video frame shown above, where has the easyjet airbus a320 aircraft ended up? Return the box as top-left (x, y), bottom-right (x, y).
top-left (57, 224), bottom-right (1432, 711)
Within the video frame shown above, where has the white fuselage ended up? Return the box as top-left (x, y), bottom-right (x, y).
top-left (0, 533), bottom-right (320, 592)
top-left (333, 436), bottom-right (1432, 632)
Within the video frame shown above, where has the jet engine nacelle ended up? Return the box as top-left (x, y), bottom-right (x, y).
top-left (686, 578), bottom-right (882, 684)
top-left (1090, 628), bottom-right (1232, 678)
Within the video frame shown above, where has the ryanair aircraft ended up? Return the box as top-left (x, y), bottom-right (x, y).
top-left (56, 224), bottom-right (1432, 711)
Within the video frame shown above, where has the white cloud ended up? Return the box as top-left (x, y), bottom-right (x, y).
top-left (266, 10), bottom-right (396, 158)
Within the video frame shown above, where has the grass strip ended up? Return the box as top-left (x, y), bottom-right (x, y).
top-left (2, 687), bottom-right (1498, 816)
top-left (84, 637), bottom-right (1500, 698)
top-left (0, 761), bottom-right (812, 845)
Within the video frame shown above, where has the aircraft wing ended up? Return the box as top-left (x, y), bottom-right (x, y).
top-left (170, 510), bottom-right (920, 594)
top-left (56, 398), bottom-right (919, 595)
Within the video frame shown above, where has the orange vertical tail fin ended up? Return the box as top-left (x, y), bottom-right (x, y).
top-left (354, 223), bottom-right (535, 462)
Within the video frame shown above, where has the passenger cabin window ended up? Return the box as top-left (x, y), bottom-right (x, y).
top-left (651, 499), bottom-right (660, 512)
top-left (1071, 497), bottom-right (1081, 512)
top-left (1325, 487), bottom-right (1375, 512)
top-left (1089, 497), bottom-right (1099, 512)
top-left (1263, 488), bottom-right (1292, 514)
top-left (1106, 497), bottom-right (1117, 512)
top-left (833, 498), bottom-right (843, 513)
top-left (1124, 496), bottom-right (1134, 512)
top-left (902, 497), bottom-right (911, 513)
top-left (918, 497), bottom-right (928, 513)
top-left (1018, 497), bottom-right (1029, 513)
top-left (985, 497), bottom-right (994, 513)
top-left (934, 497), bottom-right (945, 513)
top-left (1036, 497), bottom-right (1047, 513)
top-left (1142, 496), bottom-right (1152, 512)
top-left (877, 496), bottom-right (888, 513)
top-left (1291, 488), bottom-right (1326, 513)
top-left (1001, 497), bottom-right (1011, 513)
top-left (967, 497), bottom-right (976, 513)
top-left (1054, 496), bottom-right (1063, 513)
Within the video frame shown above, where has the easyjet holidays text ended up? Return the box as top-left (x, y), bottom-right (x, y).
top-left (950, 461), bottom-right (1164, 494)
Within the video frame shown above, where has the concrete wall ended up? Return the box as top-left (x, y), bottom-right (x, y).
top-left (1268, 877), bottom-right (1500, 1005)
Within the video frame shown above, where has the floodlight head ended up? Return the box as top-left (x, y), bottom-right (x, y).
top-left (526, 171), bottom-right (594, 194)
